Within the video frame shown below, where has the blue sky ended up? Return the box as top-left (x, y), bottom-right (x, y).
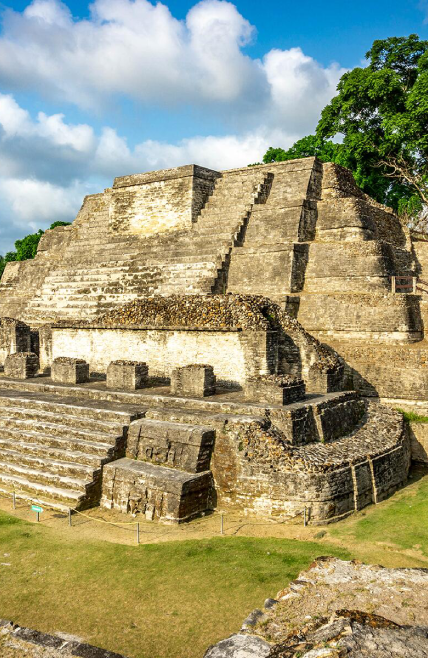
top-left (0, 0), bottom-right (427, 251)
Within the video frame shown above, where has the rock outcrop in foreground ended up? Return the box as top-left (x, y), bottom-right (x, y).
top-left (204, 557), bottom-right (428, 657)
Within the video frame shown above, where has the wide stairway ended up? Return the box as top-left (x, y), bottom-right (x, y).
top-left (0, 375), bottom-right (375, 518)
top-left (23, 171), bottom-right (272, 323)
top-left (0, 389), bottom-right (144, 511)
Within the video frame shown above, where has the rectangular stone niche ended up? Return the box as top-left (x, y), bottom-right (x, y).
top-left (101, 458), bottom-right (213, 523)
top-left (171, 364), bottom-right (216, 397)
top-left (51, 357), bottom-right (89, 384)
top-left (107, 360), bottom-right (148, 390)
top-left (245, 375), bottom-right (306, 405)
top-left (4, 352), bottom-right (39, 379)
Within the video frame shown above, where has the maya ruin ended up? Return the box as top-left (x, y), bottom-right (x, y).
top-left (0, 155), bottom-right (426, 524)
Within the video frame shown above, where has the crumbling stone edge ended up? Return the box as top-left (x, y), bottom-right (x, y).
top-left (0, 619), bottom-right (129, 658)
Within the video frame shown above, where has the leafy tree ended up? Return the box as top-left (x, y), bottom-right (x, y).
top-left (15, 229), bottom-right (44, 261)
top-left (316, 34), bottom-right (428, 209)
top-left (0, 220), bottom-right (71, 279)
top-left (262, 136), bottom-right (345, 165)
top-left (49, 221), bottom-right (72, 230)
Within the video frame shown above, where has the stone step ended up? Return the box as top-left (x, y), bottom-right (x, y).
top-left (0, 404), bottom-right (126, 434)
top-left (0, 437), bottom-right (106, 468)
top-left (0, 416), bottom-right (120, 443)
top-left (0, 392), bottom-right (140, 424)
top-left (0, 460), bottom-right (93, 495)
top-left (0, 426), bottom-right (117, 457)
top-left (0, 474), bottom-right (85, 511)
top-left (0, 447), bottom-right (97, 480)
top-left (145, 406), bottom-right (263, 429)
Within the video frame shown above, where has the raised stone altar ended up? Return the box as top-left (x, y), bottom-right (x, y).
top-left (0, 156), bottom-right (423, 522)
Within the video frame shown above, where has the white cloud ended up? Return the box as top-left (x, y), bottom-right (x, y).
top-left (0, 1), bottom-right (349, 251)
top-left (0, 178), bottom-right (87, 228)
top-left (0, 93), bottom-right (300, 251)
top-left (0, 0), bottom-right (343, 133)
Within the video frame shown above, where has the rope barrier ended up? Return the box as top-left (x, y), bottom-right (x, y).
top-left (0, 487), bottom-right (312, 541)
top-left (71, 508), bottom-right (140, 528)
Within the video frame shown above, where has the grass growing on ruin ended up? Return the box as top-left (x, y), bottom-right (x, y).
top-left (397, 408), bottom-right (428, 423)
top-left (0, 511), bottom-right (349, 658)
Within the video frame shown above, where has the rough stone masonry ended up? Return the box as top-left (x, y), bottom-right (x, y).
top-left (0, 157), bottom-right (422, 521)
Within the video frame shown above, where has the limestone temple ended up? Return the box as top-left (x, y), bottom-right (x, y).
top-left (0, 156), bottom-right (426, 523)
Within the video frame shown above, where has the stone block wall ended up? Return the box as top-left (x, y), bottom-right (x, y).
top-left (127, 418), bottom-right (215, 473)
top-left (0, 317), bottom-right (31, 365)
top-left (210, 403), bottom-right (409, 522)
top-left (109, 165), bottom-right (220, 237)
top-left (46, 326), bottom-right (277, 388)
top-left (101, 458), bottom-right (214, 523)
top-left (298, 292), bottom-right (422, 343)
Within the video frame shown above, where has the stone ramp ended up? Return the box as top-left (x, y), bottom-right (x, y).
top-left (0, 389), bottom-right (144, 511)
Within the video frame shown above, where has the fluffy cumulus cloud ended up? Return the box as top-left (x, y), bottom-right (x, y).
top-left (0, 0), bottom-right (347, 250)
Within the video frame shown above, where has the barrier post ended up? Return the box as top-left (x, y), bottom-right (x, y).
top-left (68, 509), bottom-right (72, 527)
top-left (413, 277), bottom-right (417, 294)
top-left (220, 512), bottom-right (224, 535)
top-left (391, 276), bottom-right (396, 294)
top-left (12, 492), bottom-right (15, 510)
top-left (137, 522), bottom-right (140, 545)
top-left (303, 507), bottom-right (307, 527)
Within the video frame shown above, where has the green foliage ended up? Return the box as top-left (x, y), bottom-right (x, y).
top-left (0, 221), bottom-right (71, 279)
top-left (316, 34), bottom-right (428, 208)
top-left (49, 221), bottom-right (71, 230)
top-left (15, 229), bottom-right (44, 261)
top-left (397, 408), bottom-right (428, 423)
top-left (262, 135), bottom-right (345, 165)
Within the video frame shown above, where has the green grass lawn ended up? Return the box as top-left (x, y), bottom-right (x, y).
top-left (329, 467), bottom-right (428, 558)
top-left (0, 512), bottom-right (349, 658)
top-left (2, 468), bottom-right (428, 658)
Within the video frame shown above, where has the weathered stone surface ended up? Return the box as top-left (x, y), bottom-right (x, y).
top-left (127, 418), bottom-right (215, 472)
top-left (0, 318), bottom-right (31, 366)
top-left (408, 421), bottom-right (428, 463)
top-left (245, 375), bottom-right (305, 405)
top-left (204, 634), bottom-right (270, 658)
top-left (0, 387), bottom-right (141, 511)
top-left (207, 557), bottom-right (428, 658)
top-left (106, 360), bottom-right (148, 391)
top-left (171, 364), bottom-right (216, 397)
top-left (51, 357), bottom-right (89, 384)
top-left (101, 457), bottom-right (214, 523)
top-left (4, 352), bottom-right (39, 379)
top-left (0, 619), bottom-right (129, 657)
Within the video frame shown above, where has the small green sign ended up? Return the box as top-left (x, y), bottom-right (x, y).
top-left (31, 505), bottom-right (43, 513)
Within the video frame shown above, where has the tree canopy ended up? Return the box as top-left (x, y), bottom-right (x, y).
top-left (261, 34), bottom-right (428, 220)
top-left (0, 221), bottom-right (71, 278)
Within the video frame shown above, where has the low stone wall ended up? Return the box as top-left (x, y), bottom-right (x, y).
top-left (45, 326), bottom-right (275, 387)
top-left (211, 403), bottom-right (409, 522)
top-left (101, 457), bottom-right (214, 523)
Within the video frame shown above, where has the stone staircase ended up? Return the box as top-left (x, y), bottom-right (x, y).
top-left (22, 170), bottom-right (272, 324)
top-left (0, 375), bottom-right (370, 519)
top-left (0, 389), bottom-right (143, 511)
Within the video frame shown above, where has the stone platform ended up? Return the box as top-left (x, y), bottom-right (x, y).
top-left (0, 376), bottom-right (409, 523)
